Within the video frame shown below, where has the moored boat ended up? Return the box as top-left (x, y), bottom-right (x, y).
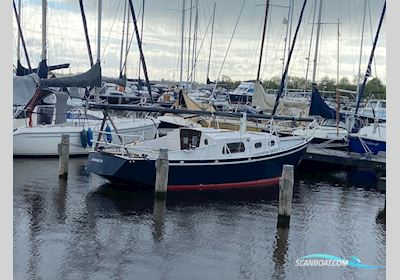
top-left (87, 125), bottom-right (312, 191)
top-left (13, 115), bottom-right (159, 157)
top-left (348, 123), bottom-right (386, 155)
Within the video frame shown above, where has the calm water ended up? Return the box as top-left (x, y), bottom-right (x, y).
top-left (14, 158), bottom-right (386, 280)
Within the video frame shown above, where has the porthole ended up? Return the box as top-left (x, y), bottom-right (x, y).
top-left (269, 140), bottom-right (275, 146)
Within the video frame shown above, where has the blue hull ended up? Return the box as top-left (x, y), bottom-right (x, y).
top-left (348, 136), bottom-right (386, 155)
top-left (87, 143), bottom-right (308, 191)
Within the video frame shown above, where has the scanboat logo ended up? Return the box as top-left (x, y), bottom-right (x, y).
top-left (295, 254), bottom-right (384, 269)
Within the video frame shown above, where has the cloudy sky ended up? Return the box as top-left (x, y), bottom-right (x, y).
top-left (12, 0), bottom-right (386, 84)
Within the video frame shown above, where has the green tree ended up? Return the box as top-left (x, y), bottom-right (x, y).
top-left (338, 77), bottom-right (357, 92)
top-left (263, 76), bottom-right (281, 89)
top-left (318, 76), bottom-right (336, 92)
top-left (364, 77), bottom-right (386, 99)
top-left (288, 76), bottom-right (307, 89)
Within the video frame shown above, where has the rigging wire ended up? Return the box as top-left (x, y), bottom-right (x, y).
top-left (211, 0), bottom-right (246, 95)
top-left (367, 0), bottom-right (381, 98)
top-left (120, 3), bottom-right (143, 76)
top-left (101, 0), bottom-right (122, 62)
top-left (187, 6), bottom-right (213, 82)
top-left (260, 0), bottom-right (274, 82)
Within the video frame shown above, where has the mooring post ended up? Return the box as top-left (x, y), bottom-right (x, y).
top-left (277, 165), bottom-right (294, 228)
top-left (58, 134), bottom-right (70, 180)
top-left (155, 148), bottom-right (169, 199)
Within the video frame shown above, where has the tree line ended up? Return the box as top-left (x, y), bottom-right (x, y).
top-left (219, 74), bottom-right (386, 100)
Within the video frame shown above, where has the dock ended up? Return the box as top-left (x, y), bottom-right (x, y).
top-left (303, 144), bottom-right (386, 173)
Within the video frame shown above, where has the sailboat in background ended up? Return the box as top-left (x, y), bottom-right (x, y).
top-left (348, 1), bottom-right (386, 155)
top-left (13, 0), bottom-right (160, 157)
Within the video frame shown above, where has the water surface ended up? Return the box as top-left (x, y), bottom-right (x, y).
top-left (14, 158), bottom-right (386, 280)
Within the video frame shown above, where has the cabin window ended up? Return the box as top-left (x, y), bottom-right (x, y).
top-left (255, 142), bottom-right (262, 148)
top-left (180, 129), bottom-right (202, 150)
top-left (204, 138), bottom-right (208, 145)
top-left (192, 136), bottom-right (199, 146)
top-left (222, 142), bottom-right (245, 154)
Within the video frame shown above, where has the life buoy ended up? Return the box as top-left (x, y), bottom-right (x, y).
top-left (87, 127), bottom-right (93, 147)
top-left (80, 129), bottom-right (88, 148)
top-left (140, 96), bottom-right (147, 105)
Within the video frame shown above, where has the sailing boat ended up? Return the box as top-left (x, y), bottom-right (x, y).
top-left (87, 114), bottom-right (312, 190)
top-left (13, 0), bottom-right (160, 156)
top-left (86, 1), bottom-right (313, 190)
top-left (348, 1), bottom-right (386, 155)
top-left (13, 63), bottom-right (160, 156)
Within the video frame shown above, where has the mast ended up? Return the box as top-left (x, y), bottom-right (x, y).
top-left (41, 0), bottom-right (47, 63)
top-left (13, 0), bottom-right (31, 71)
top-left (128, 0), bottom-right (154, 103)
top-left (95, 0), bottom-right (102, 103)
top-left (125, 3), bottom-right (130, 78)
top-left (79, 0), bottom-right (94, 67)
top-left (17, 0), bottom-right (21, 62)
top-left (37, 0), bottom-right (48, 78)
top-left (284, 0), bottom-right (294, 93)
top-left (272, 0), bottom-right (308, 115)
top-left (281, 1), bottom-right (291, 76)
top-left (256, 0), bottom-right (270, 81)
top-left (180, 0), bottom-right (186, 86)
top-left (119, 0), bottom-right (127, 77)
top-left (206, 2), bottom-right (216, 83)
top-left (138, 0), bottom-right (145, 82)
top-left (356, 0), bottom-right (367, 96)
top-left (312, 0), bottom-right (323, 83)
top-left (304, 0), bottom-right (317, 90)
top-left (187, 0), bottom-right (193, 83)
top-left (355, 1), bottom-right (386, 115)
top-left (192, 0), bottom-right (199, 82)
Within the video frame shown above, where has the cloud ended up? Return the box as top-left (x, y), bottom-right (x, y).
top-left (13, 0), bottom-right (386, 83)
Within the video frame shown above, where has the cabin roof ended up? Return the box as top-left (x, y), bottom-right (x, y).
top-left (180, 127), bottom-right (270, 140)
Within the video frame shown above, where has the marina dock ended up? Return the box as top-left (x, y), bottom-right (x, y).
top-left (303, 144), bottom-right (386, 174)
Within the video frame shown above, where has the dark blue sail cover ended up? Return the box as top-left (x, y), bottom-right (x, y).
top-left (309, 86), bottom-right (344, 121)
top-left (16, 60), bottom-right (70, 77)
top-left (40, 61), bottom-right (101, 88)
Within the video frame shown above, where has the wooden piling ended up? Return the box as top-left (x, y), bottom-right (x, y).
top-left (58, 134), bottom-right (70, 180)
top-left (277, 165), bottom-right (294, 228)
top-left (154, 148), bottom-right (169, 199)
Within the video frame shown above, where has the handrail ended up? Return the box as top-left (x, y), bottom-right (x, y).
top-left (93, 129), bottom-right (157, 158)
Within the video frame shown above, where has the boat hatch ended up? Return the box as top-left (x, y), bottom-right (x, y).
top-left (180, 129), bottom-right (202, 150)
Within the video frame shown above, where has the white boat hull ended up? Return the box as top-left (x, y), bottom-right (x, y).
top-left (13, 118), bottom-right (159, 156)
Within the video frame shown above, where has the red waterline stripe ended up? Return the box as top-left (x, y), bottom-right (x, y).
top-left (167, 177), bottom-right (280, 191)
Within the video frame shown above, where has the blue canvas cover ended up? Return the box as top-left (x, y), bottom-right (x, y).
top-left (309, 86), bottom-right (344, 121)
